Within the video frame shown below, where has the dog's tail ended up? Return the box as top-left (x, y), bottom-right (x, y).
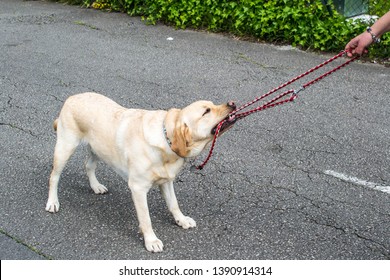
top-left (53, 119), bottom-right (58, 132)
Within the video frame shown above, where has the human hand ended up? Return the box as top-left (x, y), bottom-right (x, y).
top-left (345, 32), bottom-right (372, 57)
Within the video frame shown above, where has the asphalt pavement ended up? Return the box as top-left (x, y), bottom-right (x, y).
top-left (0, 0), bottom-right (389, 260)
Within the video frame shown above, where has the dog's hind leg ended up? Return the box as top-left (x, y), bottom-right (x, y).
top-left (85, 146), bottom-right (108, 194)
top-left (46, 122), bottom-right (81, 213)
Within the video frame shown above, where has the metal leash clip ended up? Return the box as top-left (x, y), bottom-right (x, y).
top-left (292, 86), bottom-right (305, 97)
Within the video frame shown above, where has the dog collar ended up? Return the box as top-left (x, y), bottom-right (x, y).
top-left (163, 123), bottom-right (172, 147)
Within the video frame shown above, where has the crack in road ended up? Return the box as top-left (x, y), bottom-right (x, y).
top-left (0, 122), bottom-right (38, 138)
top-left (307, 215), bottom-right (390, 259)
top-left (0, 228), bottom-right (51, 260)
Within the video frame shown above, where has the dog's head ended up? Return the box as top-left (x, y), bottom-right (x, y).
top-left (166, 100), bottom-right (236, 158)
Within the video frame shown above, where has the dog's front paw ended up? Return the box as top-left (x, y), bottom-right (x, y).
top-left (45, 200), bottom-right (60, 213)
top-left (176, 216), bottom-right (196, 229)
top-left (145, 238), bottom-right (164, 253)
top-left (91, 183), bottom-right (108, 194)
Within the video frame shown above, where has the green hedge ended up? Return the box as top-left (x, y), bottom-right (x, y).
top-left (59, 0), bottom-right (390, 61)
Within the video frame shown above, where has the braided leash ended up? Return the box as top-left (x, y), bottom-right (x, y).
top-left (192, 50), bottom-right (358, 171)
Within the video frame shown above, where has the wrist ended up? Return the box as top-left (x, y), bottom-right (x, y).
top-left (366, 27), bottom-right (381, 44)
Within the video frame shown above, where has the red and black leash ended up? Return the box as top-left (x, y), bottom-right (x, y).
top-left (192, 50), bottom-right (358, 171)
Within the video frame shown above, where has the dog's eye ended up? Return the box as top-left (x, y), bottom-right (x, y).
top-left (202, 108), bottom-right (211, 116)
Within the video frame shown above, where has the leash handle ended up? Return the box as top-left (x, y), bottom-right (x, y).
top-left (192, 50), bottom-right (357, 171)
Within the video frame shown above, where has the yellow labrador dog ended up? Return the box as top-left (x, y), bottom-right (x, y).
top-left (46, 92), bottom-right (236, 252)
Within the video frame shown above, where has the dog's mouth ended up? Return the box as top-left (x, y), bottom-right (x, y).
top-left (211, 115), bottom-right (236, 135)
top-left (211, 101), bottom-right (237, 135)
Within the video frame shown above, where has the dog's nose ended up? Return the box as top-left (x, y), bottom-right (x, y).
top-left (227, 101), bottom-right (236, 110)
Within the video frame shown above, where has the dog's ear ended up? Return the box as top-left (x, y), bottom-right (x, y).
top-left (171, 122), bottom-right (191, 158)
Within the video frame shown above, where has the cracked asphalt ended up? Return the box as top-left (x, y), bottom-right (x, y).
top-left (1, 0), bottom-right (389, 260)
